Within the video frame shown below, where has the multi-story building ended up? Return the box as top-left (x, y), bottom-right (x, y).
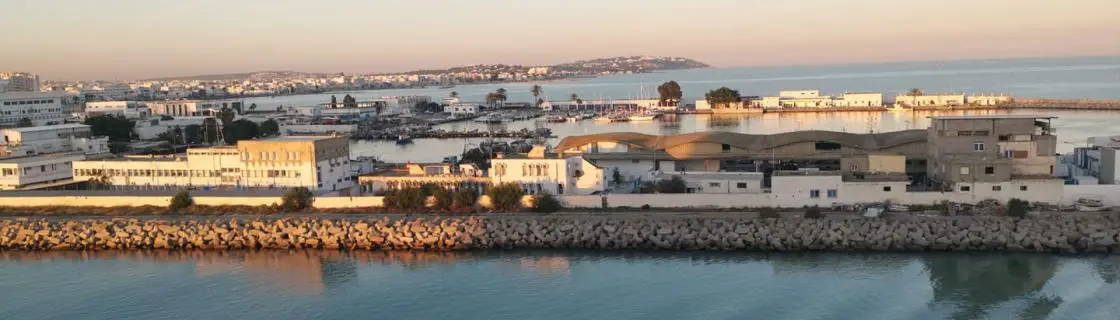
top-left (85, 101), bottom-right (151, 119)
top-left (833, 92), bottom-right (884, 107)
top-left (0, 92), bottom-right (72, 127)
top-left (0, 72), bottom-right (41, 92)
top-left (358, 162), bottom-right (489, 194)
top-left (489, 146), bottom-right (605, 195)
top-left (145, 99), bottom-right (245, 117)
top-left (0, 124), bottom-right (110, 190)
top-left (72, 136), bottom-right (353, 191)
top-left (926, 115), bottom-right (1059, 192)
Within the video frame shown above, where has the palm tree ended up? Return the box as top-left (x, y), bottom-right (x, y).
top-left (908, 88), bottom-right (924, 97)
top-left (530, 85), bottom-right (543, 106)
top-left (570, 93), bottom-right (578, 102)
top-left (495, 88), bottom-right (508, 105)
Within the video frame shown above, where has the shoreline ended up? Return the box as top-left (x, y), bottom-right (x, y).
top-left (3, 213), bottom-right (1117, 253)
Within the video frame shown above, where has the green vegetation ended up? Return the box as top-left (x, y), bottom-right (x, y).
top-left (1007, 198), bottom-right (1028, 218)
top-left (804, 206), bottom-right (824, 219)
top-left (487, 183), bottom-right (525, 211)
top-left (656, 176), bottom-right (688, 193)
top-left (705, 87), bottom-right (742, 109)
top-left (532, 193), bottom-right (562, 213)
top-left (281, 187), bottom-right (314, 211)
top-left (657, 81), bottom-right (683, 106)
top-left (169, 191), bottom-right (194, 211)
top-left (382, 187), bottom-right (428, 210)
top-left (259, 119), bottom-right (280, 136)
top-left (452, 188), bottom-right (479, 210)
top-left (431, 188), bottom-right (453, 211)
top-left (342, 94), bottom-right (358, 108)
top-left (530, 85), bottom-right (543, 106)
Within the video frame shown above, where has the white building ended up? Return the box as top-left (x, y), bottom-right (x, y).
top-left (0, 92), bottom-right (71, 127)
top-left (0, 72), bottom-right (40, 92)
top-left (146, 99), bottom-right (244, 117)
top-left (1, 124), bottom-right (110, 157)
top-left (833, 92), bottom-right (884, 107)
top-left (72, 136), bottom-right (353, 191)
top-left (85, 101), bottom-right (151, 119)
top-left (966, 95), bottom-right (1013, 106)
top-left (652, 171), bottom-right (764, 194)
top-left (489, 146), bottom-right (605, 195)
top-left (894, 94), bottom-right (966, 107)
top-left (0, 152), bottom-right (85, 190)
top-left (443, 103), bottom-right (480, 116)
top-left (777, 90), bottom-right (834, 108)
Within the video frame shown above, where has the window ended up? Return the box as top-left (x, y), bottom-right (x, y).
top-left (998, 135), bottom-right (1011, 141)
top-left (992, 185), bottom-right (1002, 191)
top-left (883, 186), bottom-right (891, 192)
top-left (814, 141), bottom-right (841, 151)
top-left (708, 182), bottom-right (721, 188)
top-left (1020, 185), bottom-right (1028, 191)
top-left (810, 189), bottom-right (820, 198)
top-left (721, 144), bottom-right (731, 153)
top-left (973, 142), bottom-right (985, 152)
top-left (985, 166), bottom-right (994, 174)
top-left (827, 189), bottom-right (838, 198)
top-left (960, 167), bottom-right (970, 175)
top-left (736, 182), bottom-right (748, 189)
top-left (960, 185), bottom-right (971, 192)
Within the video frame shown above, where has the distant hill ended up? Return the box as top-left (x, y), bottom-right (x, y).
top-left (141, 71), bottom-right (331, 82)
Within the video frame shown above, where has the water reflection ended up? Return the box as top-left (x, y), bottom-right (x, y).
top-left (924, 254), bottom-right (1060, 320)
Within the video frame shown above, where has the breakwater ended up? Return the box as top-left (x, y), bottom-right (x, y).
top-left (2, 215), bottom-right (1119, 252)
top-left (1014, 99), bottom-right (1120, 110)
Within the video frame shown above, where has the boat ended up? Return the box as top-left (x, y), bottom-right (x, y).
top-left (1076, 196), bottom-right (1105, 212)
top-left (395, 135), bottom-right (413, 145)
top-left (628, 114), bottom-right (656, 121)
top-left (546, 115), bottom-right (567, 123)
top-left (566, 115), bottom-right (581, 122)
top-left (593, 115), bottom-right (612, 122)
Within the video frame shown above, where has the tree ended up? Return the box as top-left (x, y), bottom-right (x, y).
top-left (570, 93), bottom-right (579, 102)
top-left (260, 119), bottom-right (280, 136)
top-left (487, 183), bottom-right (525, 211)
top-left (908, 88), bottom-right (924, 97)
top-left (495, 88), bottom-right (508, 104)
top-left (657, 81), bottom-right (683, 106)
top-left (249, 103), bottom-right (257, 111)
top-left (530, 85), bottom-right (543, 106)
top-left (705, 87), bottom-right (742, 109)
top-left (184, 124), bottom-right (202, 144)
top-left (611, 167), bottom-right (623, 186)
top-left (485, 92), bottom-right (500, 107)
top-left (16, 117), bottom-right (32, 128)
top-left (532, 193), bottom-right (562, 213)
top-left (450, 91), bottom-right (459, 98)
top-left (84, 114), bottom-right (135, 142)
top-left (330, 95), bottom-right (338, 108)
top-left (223, 119), bottom-right (260, 144)
top-left (169, 191), bottom-right (194, 211)
top-left (343, 94), bottom-right (357, 108)
top-left (281, 187), bottom-right (314, 211)
top-left (452, 188), bottom-right (479, 210)
top-left (656, 176), bottom-right (687, 193)
top-left (217, 107), bottom-right (236, 125)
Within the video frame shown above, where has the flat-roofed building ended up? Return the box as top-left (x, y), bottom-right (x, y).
top-left (0, 152), bottom-right (86, 190)
top-left (86, 101), bottom-right (150, 119)
top-left (895, 94), bottom-right (966, 107)
top-left (1, 123), bottom-right (109, 157)
top-left (926, 115), bottom-right (1059, 192)
top-left (73, 135), bottom-right (353, 191)
top-left (358, 163), bottom-right (490, 194)
top-left (0, 91), bottom-right (71, 127)
top-left (489, 146), bottom-right (605, 195)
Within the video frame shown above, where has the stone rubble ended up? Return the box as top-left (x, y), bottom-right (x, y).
top-left (1, 215), bottom-right (1118, 253)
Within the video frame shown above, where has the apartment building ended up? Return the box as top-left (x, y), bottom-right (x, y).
top-left (146, 99), bottom-right (244, 117)
top-left (0, 124), bottom-right (110, 190)
top-left (73, 136), bottom-right (353, 191)
top-left (0, 92), bottom-right (72, 127)
top-left (0, 72), bottom-right (40, 92)
top-left (926, 115), bottom-right (1059, 193)
top-left (489, 146), bottom-right (605, 195)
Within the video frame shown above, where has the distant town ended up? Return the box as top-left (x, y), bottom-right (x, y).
top-left (13, 56), bottom-right (708, 101)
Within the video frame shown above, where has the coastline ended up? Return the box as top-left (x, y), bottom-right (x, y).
top-left (3, 213), bottom-right (1117, 253)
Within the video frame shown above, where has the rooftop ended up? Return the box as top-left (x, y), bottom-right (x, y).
top-left (0, 91), bottom-right (72, 100)
top-left (928, 115), bottom-right (1057, 120)
top-left (1, 123), bottom-right (89, 133)
top-left (255, 135), bottom-right (342, 142)
top-left (0, 151), bottom-right (86, 163)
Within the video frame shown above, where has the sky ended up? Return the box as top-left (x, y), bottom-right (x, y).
top-left (2, 0), bottom-right (1119, 80)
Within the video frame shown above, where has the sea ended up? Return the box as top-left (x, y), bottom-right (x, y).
top-left (4, 56), bottom-right (1120, 319)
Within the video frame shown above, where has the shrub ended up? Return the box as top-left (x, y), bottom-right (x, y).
top-left (384, 187), bottom-right (427, 211)
top-left (169, 191), bottom-right (194, 211)
top-left (640, 204), bottom-right (651, 211)
top-left (533, 193), bottom-right (563, 213)
top-left (759, 207), bottom-right (780, 219)
top-left (487, 183), bottom-right (525, 211)
top-left (804, 206), bottom-right (824, 219)
top-left (452, 188), bottom-right (479, 210)
top-left (281, 187), bottom-right (314, 211)
top-left (431, 188), bottom-right (453, 211)
top-left (1007, 198), bottom-right (1028, 218)
top-left (656, 176), bottom-right (687, 193)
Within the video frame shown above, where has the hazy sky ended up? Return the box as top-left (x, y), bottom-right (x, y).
top-left (2, 0), bottom-right (1119, 80)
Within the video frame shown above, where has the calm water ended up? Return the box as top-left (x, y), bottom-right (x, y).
top-left (327, 56), bottom-right (1120, 162)
top-left (2, 251), bottom-right (1119, 320)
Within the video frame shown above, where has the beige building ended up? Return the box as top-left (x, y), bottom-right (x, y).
top-left (926, 115), bottom-right (1058, 191)
top-left (834, 92), bottom-right (884, 107)
top-left (895, 94), bottom-right (966, 107)
top-left (73, 136), bottom-right (353, 191)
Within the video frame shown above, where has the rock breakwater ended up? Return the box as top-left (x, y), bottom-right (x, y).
top-left (2, 215), bottom-right (1119, 252)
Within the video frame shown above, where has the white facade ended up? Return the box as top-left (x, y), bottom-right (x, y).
top-left (73, 136), bottom-right (354, 191)
top-left (1, 124), bottom-right (109, 157)
top-left (443, 103), bottom-right (479, 116)
top-left (655, 171), bottom-right (764, 194)
top-left (489, 148), bottom-right (604, 195)
top-left (0, 152), bottom-right (85, 190)
top-left (779, 90), bottom-right (821, 99)
top-left (966, 95), bottom-right (1012, 106)
top-left (894, 94), bottom-right (966, 107)
top-left (0, 72), bottom-right (40, 92)
top-left (0, 92), bottom-right (70, 127)
top-left (834, 92), bottom-right (884, 107)
top-left (86, 101), bottom-right (150, 119)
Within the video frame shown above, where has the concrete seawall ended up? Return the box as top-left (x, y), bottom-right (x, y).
top-left (2, 215), bottom-right (1118, 252)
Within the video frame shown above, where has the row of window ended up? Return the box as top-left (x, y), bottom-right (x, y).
top-left (959, 185), bottom-right (1029, 192)
top-left (76, 168), bottom-right (304, 179)
top-left (706, 182), bottom-right (751, 189)
top-left (808, 189), bottom-right (840, 198)
top-left (1, 108), bottom-right (62, 114)
top-left (2, 99), bottom-right (55, 106)
top-left (0, 163), bottom-right (69, 176)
